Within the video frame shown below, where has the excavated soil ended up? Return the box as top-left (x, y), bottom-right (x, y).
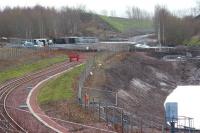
top-left (86, 52), bottom-right (200, 130)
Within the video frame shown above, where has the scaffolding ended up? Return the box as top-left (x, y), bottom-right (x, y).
top-left (166, 116), bottom-right (196, 133)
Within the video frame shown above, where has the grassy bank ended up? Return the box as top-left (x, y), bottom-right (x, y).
top-left (184, 37), bottom-right (200, 46)
top-left (0, 56), bottom-right (67, 83)
top-left (37, 64), bottom-right (84, 105)
top-left (100, 16), bottom-right (153, 32)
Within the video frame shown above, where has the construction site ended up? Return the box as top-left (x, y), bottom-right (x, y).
top-left (0, 42), bottom-right (200, 133)
top-left (0, 1), bottom-right (200, 133)
top-left (77, 47), bottom-right (200, 133)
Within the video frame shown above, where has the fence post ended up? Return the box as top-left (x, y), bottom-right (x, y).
top-left (99, 100), bottom-right (101, 121)
top-left (112, 107), bottom-right (115, 126)
top-left (84, 91), bottom-right (88, 110)
top-left (162, 125), bottom-right (164, 133)
top-left (78, 85), bottom-right (82, 105)
top-left (106, 104), bottom-right (108, 124)
top-left (121, 109), bottom-right (124, 133)
top-left (130, 115), bottom-right (133, 133)
top-left (92, 97), bottom-right (95, 113)
top-left (140, 119), bottom-right (143, 133)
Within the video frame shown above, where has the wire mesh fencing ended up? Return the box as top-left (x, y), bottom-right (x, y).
top-left (79, 88), bottom-right (168, 133)
top-left (1, 95), bottom-right (198, 133)
top-left (78, 56), bottom-right (95, 104)
top-left (77, 51), bottom-right (116, 104)
top-left (0, 47), bottom-right (55, 60)
top-left (0, 103), bottom-right (117, 133)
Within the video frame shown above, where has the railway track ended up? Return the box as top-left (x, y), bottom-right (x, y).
top-left (0, 61), bottom-right (80, 133)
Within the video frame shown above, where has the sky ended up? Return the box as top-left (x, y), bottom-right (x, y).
top-left (0, 0), bottom-right (198, 17)
top-left (165, 86), bottom-right (200, 129)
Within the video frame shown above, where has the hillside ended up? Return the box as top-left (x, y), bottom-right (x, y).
top-left (184, 36), bottom-right (200, 46)
top-left (86, 52), bottom-right (200, 131)
top-left (100, 16), bottom-right (153, 32)
top-left (79, 15), bottom-right (154, 39)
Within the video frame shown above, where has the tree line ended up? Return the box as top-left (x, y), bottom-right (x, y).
top-left (0, 4), bottom-right (199, 46)
top-left (154, 4), bottom-right (200, 46)
top-left (126, 6), bottom-right (152, 21)
top-left (0, 5), bottom-right (97, 38)
top-left (124, 4), bottom-right (200, 45)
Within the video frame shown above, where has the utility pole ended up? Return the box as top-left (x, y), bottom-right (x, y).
top-left (26, 29), bottom-right (28, 41)
top-left (121, 109), bottom-right (124, 133)
top-left (162, 23), bottom-right (165, 45)
top-left (115, 91), bottom-right (118, 106)
top-left (99, 100), bottom-right (101, 121)
top-left (158, 20), bottom-right (162, 51)
top-left (29, 26), bottom-right (32, 41)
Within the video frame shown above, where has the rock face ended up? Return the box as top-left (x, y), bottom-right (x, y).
top-left (87, 52), bottom-right (200, 129)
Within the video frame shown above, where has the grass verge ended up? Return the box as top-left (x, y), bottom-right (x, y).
top-left (184, 37), bottom-right (200, 46)
top-left (100, 16), bottom-right (153, 32)
top-left (0, 56), bottom-right (67, 83)
top-left (37, 64), bottom-right (85, 105)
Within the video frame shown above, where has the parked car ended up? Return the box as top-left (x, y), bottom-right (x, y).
top-left (22, 41), bottom-right (35, 48)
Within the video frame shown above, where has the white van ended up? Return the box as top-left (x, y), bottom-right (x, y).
top-left (33, 39), bottom-right (49, 47)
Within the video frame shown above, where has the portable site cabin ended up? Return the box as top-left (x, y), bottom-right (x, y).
top-left (53, 37), bottom-right (98, 44)
top-left (33, 38), bottom-right (53, 46)
top-left (22, 38), bottom-right (53, 47)
top-left (77, 37), bottom-right (98, 44)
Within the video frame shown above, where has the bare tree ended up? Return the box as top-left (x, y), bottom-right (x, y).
top-left (0, 5), bottom-right (90, 38)
top-left (101, 10), bottom-right (108, 16)
top-left (154, 5), bottom-right (197, 45)
top-left (110, 10), bottom-right (116, 17)
top-left (126, 6), bottom-right (151, 21)
top-left (196, 0), bottom-right (200, 14)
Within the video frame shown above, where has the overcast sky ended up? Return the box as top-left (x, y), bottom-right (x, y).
top-left (0, 0), bottom-right (198, 17)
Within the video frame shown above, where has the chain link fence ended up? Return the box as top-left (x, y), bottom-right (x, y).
top-left (79, 87), bottom-right (167, 133)
top-left (0, 47), bottom-right (55, 60)
top-left (78, 51), bottom-right (116, 103)
top-left (0, 103), bottom-right (117, 133)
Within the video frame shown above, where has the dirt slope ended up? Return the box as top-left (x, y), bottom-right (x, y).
top-left (87, 52), bottom-right (200, 128)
